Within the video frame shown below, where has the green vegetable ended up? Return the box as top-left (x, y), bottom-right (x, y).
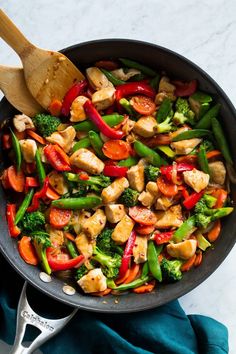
top-left (119, 98), bottom-right (136, 117)
top-left (195, 103), bottom-right (221, 129)
top-left (96, 229), bottom-right (123, 256)
top-left (141, 262), bottom-right (149, 278)
top-left (171, 129), bottom-right (212, 142)
top-left (72, 137), bottom-right (90, 152)
top-left (65, 238), bottom-right (79, 258)
top-left (66, 172), bottom-right (111, 193)
top-left (129, 73), bottom-right (146, 82)
top-left (200, 139), bottom-right (215, 152)
top-left (155, 145), bottom-right (175, 158)
top-left (150, 74), bottom-right (160, 90)
top-left (52, 197), bottom-right (102, 210)
top-left (144, 165), bottom-right (160, 182)
top-left (33, 113), bottom-right (61, 137)
top-left (203, 194), bottom-right (217, 208)
top-left (198, 144), bottom-right (210, 174)
top-left (35, 149), bottom-right (46, 187)
top-left (100, 68), bottom-right (125, 86)
top-left (189, 91), bottom-right (212, 119)
top-left (211, 117), bottom-right (233, 164)
top-left (173, 98), bottom-right (195, 126)
top-left (156, 98), bottom-right (172, 123)
top-left (196, 233), bottom-right (211, 251)
top-left (30, 231), bottom-right (51, 274)
top-left (134, 141), bottom-right (167, 167)
top-left (118, 156), bottom-right (139, 167)
top-left (119, 188), bottom-right (139, 207)
top-left (172, 216), bottom-right (196, 243)
top-left (10, 129), bottom-right (22, 172)
top-left (75, 264), bottom-right (88, 281)
top-left (119, 58), bottom-right (157, 77)
top-left (92, 246), bottom-right (121, 279)
top-left (15, 189), bottom-right (34, 225)
top-left (147, 241), bottom-right (162, 282)
top-left (161, 258), bottom-right (183, 282)
top-left (74, 114), bottom-right (124, 132)
top-left (157, 115), bottom-right (174, 133)
top-left (20, 211), bottom-right (46, 233)
top-left (107, 276), bottom-right (150, 291)
top-left (88, 130), bottom-right (105, 159)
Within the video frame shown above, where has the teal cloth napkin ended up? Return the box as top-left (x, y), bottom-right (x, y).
top-left (0, 253), bottom-right (228, 354)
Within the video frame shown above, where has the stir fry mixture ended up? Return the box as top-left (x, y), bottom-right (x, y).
top-left (0, 58), bottom-right (234, 296)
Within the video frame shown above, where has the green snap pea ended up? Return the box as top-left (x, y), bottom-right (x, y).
top-left (198, 145), bottom-right (210, 175)
top-left (150, 74), bottom-right (160, 90)
top-left (100, 68), bottom-right (125, 86)
top-left (141, 261), bottom-right (149, 278)
top-left (172, 129), bottom-right (212, 142)
top-left (147, 241), bottom-right (162, 282)
top-left (119, 58), bottom-right (157, 77)
top-left (211, 117), bottom-right (233, 164)
top-left (195, 103), bottom-right (221, 129)
top-left (155, 145), bottom-right (175, 158)
top-left (156, 98), bottom-right (172, 123)
top-left (10, 129), bottom-right (22, 172)
top-left (65, 238), bottom-right (79, 258)
top-left (119, 98), bottom-right (137, 117)
top-left (172, 216), bottom-right (196, 243)
top-left (134, 140), bottom-right (167, 167)
top-left (72, 137), bottom-right (90, 152)
top-left (74, 114), bottom-right (124, 132)
top-left (129, 73), bottom-right (146, 82)
top-left (88, 130), bottom-right (105, 159)
top-left (15, 189), bottom-right (34, 225)
top-left (118, 156), bottom-right (139, 167)
top-left (52, 197), bottom-right (102, 210)
top-left (35, 149), bottom-right (46, 187)
top-left (107, 276), bottom-right (150, 291)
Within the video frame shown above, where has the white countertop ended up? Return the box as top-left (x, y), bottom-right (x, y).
top-left (1, 0), bottom-right (236, 352)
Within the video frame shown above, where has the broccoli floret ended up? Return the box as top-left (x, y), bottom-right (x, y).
top-left (173, 98), bottom-right (195, 126)
top-left (161, 258), bottom-right (183, 282)
top-left (97, 229), bottom-right (123, 255)
top-left (66, 173), bottom-right (111, 193)
top-left (92, 246), bottom-right (121, 279)
top-left (33, 114), bottom-right (61, 137)
top-left (119, 188), bottom-right (139, 207)
top-left (144, 165), bottom-right (160, 182)
top-left (203, 194), bottom-right (217, 208)
top-left (21, 211), bottom-right (45, 233)
top-left (157, 115), bottom-right (174, 133)
top-left (30, 231), bottom-right (51, 274)
top-left (75, 264), bottom-right (88, 281)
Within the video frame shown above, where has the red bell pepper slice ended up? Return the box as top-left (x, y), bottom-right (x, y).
top-left (2, 134), bottom-right (12, 149)
top-left (83, 100), bottom-right (124, 139)
top-left (172, 79), bottom-right (197, 97)
top-left (27, 177), bottom-right (49, 212)
top-left (154, 231), bottom-right (174, 245)
top-left (118, 230), bottom-right (136, 278)
top-left (6, 204), bottom-right (21, 238)
top-left (44, 144), bottom-right (71, 171)
top-left (46, 247), bottom-right (84, 271)
top-left (115, 81), bottom-right (155, 101)
top-left (25, 177), bottom-right (39, 193)
top-left (103, 165), bottom-right (128, 177)
top-left (183, 191), bottom-right (204, 210)
top-left (61, 79), bottom-right (88, 116)
top-left (160, 163), bottom-right (195, 181)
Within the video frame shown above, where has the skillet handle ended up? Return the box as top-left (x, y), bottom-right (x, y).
top-left (10, 282), bottom-right (78, 354)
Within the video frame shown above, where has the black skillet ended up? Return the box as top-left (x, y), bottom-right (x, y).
top-left (0, 39), bottom-right (236, 313)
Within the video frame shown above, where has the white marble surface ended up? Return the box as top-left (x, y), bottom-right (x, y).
top-left (1, 0), bottom-right (236, 352)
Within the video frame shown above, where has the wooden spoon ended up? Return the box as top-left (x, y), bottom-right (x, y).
top-left (0, 65), bottom-right (43, 116)
top-left (0, 9), bottom-right (85, 110)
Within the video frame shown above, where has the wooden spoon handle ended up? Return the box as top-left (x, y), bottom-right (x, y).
top-left (0, 9), bottom-right (32, 58)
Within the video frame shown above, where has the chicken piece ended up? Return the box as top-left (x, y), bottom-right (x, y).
top-left (171, 138), bottom-right (202, 155)
top-left (92, 87), bottom-right (115, 111)
top-left (45, 225), bottom-right (64, 247)
top-left (146, 181), bottom-right (159, 195)
top-left (105, 204), bottom-right (126, 223)
top-left (133, 116), bottom-right (158, 138)
top-left (155, 196), bottom-right (174, 210)
top-left (155, 205), bottom-right (183, 229)
top-left (13, 114), bottom-right (35, 132)
top-left (155, 77), bottom-right (176, 103)
top-left (111, 68), bottom-right (140, 81)
top-left (121, 119), bottom-right (135, 136)
top-left (133, 235), bottom-right (148, 264)
top-left (46, 126), bottom-right (76, 153)
top-left (170, 126), bottom-right (190, 139)
top-left (127, 164), bottom-right (145, 192)
top-left (82, 209), bottom-right (106, 240)
top-left (167, 239), bottom-right (197, 260)
top-left (112, 215), bottom-right (135, 244)
top-left (70, 148), bottom-right (104, 175)
top-left (78, 268), bottom-right (107, 293)
top-left (138, 181), bottom-right (160, 207)
top-left (75, 232), bottom-right (94, 258)
top-left (70, 210), bottom-right (91, 235)
top-left (183, 168), bottom-right (209, 193)
top-left (102, 177), bottom-right (129, 204)
top-left (86, 67), bottom-right (113, 90)
top-left (70, 95), bottom-right (88, 122)
top-left (19, 139), bottom-right (37, 163)
top-left (209, 161), bottom-right (226, 185)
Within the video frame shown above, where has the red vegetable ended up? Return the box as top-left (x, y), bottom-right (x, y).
top-left (103, 165), bottom-right (128, 177)
top-left (154, 231), bottom-right (174, 245)
top-left (44, 144), bottom-right (71, 171)
top-left (25, 177), bottom-right (39, 193)
top-left (27, 177), bottom-right (49, 212)
top-left (61, 80), bottom-right (88, 116)
top-left (83, 100), bottom-right (124, 139)
top-left (102, 140), bottom-right (130, 160)
top-left (129, 206), bottom-right (157, 226)
top-left (6, 204), bottom-right (21, 238)
top-left (157, 176), bottom-right (178, 197)
top-left (49, 207), bottom-right (72, 229)
top-left (172, 79), bottom-right (197, 97)
top-left (160, 163), bottom-right (195, 181)
top-left (119, 230), bottom-right (136, 278)
top-left (183, 191), bottom-right (204, 210)
top-left (2, 134), bottom-right (12, 149)
top-left (115, 82), bottom-right (155, 107)
top-left (7, 166), bottom-right (25, 193)
top-left (48, 99), bottom-right (62, 117)
top-left (46, 247), bottom-right (84, 271)
top-left (130, 95), bottom-right (156, 115)
top-left (18, 236), bottom-right (38, 265)
top-left (134, 224), bottom-right (155, 235)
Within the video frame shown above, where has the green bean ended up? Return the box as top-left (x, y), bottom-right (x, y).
top-left (172, 216), bottom-right (196, 243)
top-left (10, 129), bottom-right (22, 172)
top-left (155, 145), bottom-right (175, 158)
top-left (88, 130), bottom-right (105, 159)
top-left (15, 189), bottom-right (34, 225)
top-left (150, 74), bottom-right (160, 90)
top-left (156, 98), bottom-right (172, 123)
top-left (65, 238), bottom-right (79, 258)
top-left (119, 58), bottom-right (157, 77)
top-left (171, 129), bottom-right (212, 142)
top-left (52, 197), bottom-right (102, 210)
top-left (72, 137), bottom-right (90, 152)
top-left (134, 140), bottom-right (167, 167)
top-left (129, 73), bottom-right (146, 81)
top-left (195, 103), bottom-right (221, 129)
top-left (118, 156), bottom-right (139, 167)
top-left (74, 114), bottom-right (124, 132)
top-left (211, 117), bottom-right (233, 164)
top-left (100, 68), bottom-right (125, 86)
top-left (107, 276), bottom-right (150, 291)
top-left (35, 149), bottom-right (46, 187)
top-left (198, 145), bottom-right (210, 175)
top-left (147, 241), bottom-right (162, 282)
